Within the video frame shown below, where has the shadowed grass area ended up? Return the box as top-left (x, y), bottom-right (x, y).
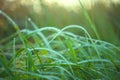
top-left (0, 10), bottom-right (120, 80)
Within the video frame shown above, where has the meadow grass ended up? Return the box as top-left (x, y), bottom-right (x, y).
top-left (0, 10), bottom-right (120, 80)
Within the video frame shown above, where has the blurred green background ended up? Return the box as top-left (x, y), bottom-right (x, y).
top-left (0, 0), bottom-right (120, 45)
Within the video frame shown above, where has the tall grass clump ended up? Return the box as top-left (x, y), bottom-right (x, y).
top-left (0, 10), bottom-right (120, 80)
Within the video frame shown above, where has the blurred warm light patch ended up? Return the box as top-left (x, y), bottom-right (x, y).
top-left (44, 0), bottom-right (94, 9)
top-left (6, 0), bottom-right (120, 13)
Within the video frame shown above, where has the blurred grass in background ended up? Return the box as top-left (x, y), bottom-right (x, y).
top-left (0, 0), bottom-right (120, 45)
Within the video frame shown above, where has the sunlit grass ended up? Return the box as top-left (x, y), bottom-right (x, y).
top-left (0, 10), bottom-right (120, 80)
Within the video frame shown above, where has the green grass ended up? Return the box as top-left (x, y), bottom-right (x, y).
top-left (0, 1), bottom-right (120, 44)
top-left (0, 1), bottom-right (120, 80)
top-left (0, 9), bottom-right (120, 80)
top-left (32, 0), bottom-right (120, 45)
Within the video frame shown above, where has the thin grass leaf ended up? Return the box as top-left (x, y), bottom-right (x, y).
top-left (65, 37), bottom-right (77, 63)
top-left (12, 69), bottom-right (60, 80)
top-left (78, 0), bottom-right (100, 39)
top-left (0, 10), bottom-right (26, 48)
top-left (0, 56), bottom-right (14, 79)
top-left (28, 18), bottom-right (52, 49)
